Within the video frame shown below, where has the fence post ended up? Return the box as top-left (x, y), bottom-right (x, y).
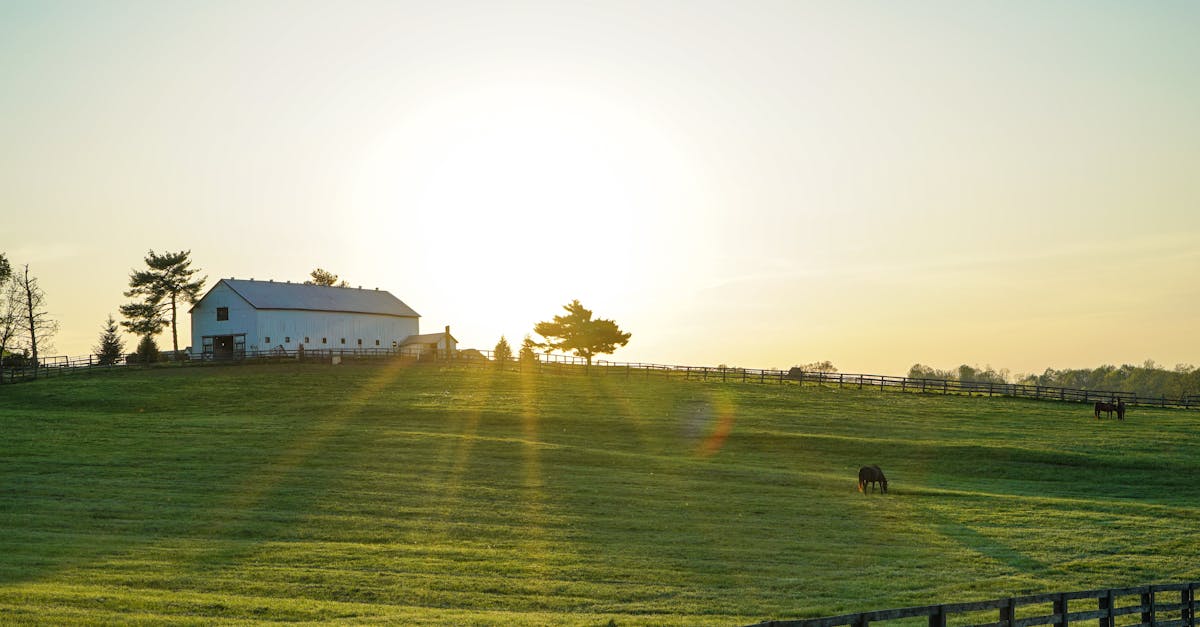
top-left (1099, 589), bottom-right (1113, 627)
top-left (929, 604), bottom-right (947, 627)
top-left (1180, 586), bottom-right (1193, 627)
top-left (1001, 597), bottom-right (1016, 627)
top-left (1055, 593), bottom-right (1069, 627)
top-left (1141, 588), bottom-right (1154, 627)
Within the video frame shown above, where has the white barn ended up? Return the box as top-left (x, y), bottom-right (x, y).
top-left (189, 279), bottom-right (452, 359)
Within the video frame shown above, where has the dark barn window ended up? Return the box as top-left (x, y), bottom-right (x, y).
top-left (216, 307), bottom-right (229, 321)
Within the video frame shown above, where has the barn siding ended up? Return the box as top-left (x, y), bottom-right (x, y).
top-left (254, 310), bottom-right (418, 352)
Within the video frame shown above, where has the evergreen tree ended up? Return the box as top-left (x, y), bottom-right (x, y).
top-left (134, 334), bottom-right (160, 364)
top-left (121, 250), bottom-right (206, 355)
top-left (94, 315), bottom-right (125, 365)
top-left (519, 335), bottom-right (538, 365)
top-left (493, 335), bottom-right (513, 365)
top-left (533, 300), bottom-right (630, 366)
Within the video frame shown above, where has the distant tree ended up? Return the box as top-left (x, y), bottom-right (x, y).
top-left (795, 360), bottom-right (838, 373)
top-left (533, 300), bottom-right (631, 366)
top-left (493, 335), bottom-right (513, 364)
top-left (518, 335), bottom-right (538, 365)
top-left (134, 334), bottom-right (160, 364)
top-left (13, 264), bottom-right (59, 367)
top-left (0, 253), bottom-right (10, 284)
top-left (121, 250), bottom-right (206, 355)
top-left (94, 315), bottom-right (125, 365)
top-left (908, 363), bottom-right (954, 380)
top-left (306, 268), bottom-right (348, 287)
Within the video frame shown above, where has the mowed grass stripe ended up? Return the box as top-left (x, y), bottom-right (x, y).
top-left (1, 364), bottom-right (1198, 625)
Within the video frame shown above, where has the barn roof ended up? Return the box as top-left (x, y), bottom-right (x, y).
top-left (209, 279), bottom-right (420, 318)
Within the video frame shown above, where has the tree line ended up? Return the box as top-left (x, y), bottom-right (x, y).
top-left (909, 361), bottom-right (1200, 399)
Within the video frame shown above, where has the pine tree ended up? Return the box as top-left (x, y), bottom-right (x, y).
top-left (94, 315), bottom-right (125, 365)
top-left (518, 335), bottom-right (539, 365)
top-left (121, 250), bottom-right (206, 355)
top-left (493, 336), bottom-right (513, 365)
top-left (134, 335), bottom-right (160, 364)
top-left (533, 300), bottom-right (630, 365)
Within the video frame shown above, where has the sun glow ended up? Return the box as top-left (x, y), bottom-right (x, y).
top-left (353, 79), bottom-right (702, 279)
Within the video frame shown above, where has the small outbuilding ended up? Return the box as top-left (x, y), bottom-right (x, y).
top-left (190, 278), bottom-right (427, 359)
top-left (399, 327), bottom-right (459, 359)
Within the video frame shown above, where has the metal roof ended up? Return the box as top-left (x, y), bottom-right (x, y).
top-left (217, 279), bottom-right (420, 318)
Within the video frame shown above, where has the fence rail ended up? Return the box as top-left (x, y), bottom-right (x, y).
top-left (2, 348), bottom-right (1197, 409)
top-left (747, 582), bottom-right (1197, 627)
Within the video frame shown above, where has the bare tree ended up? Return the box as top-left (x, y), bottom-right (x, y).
top-left (14, 264), bottom-right (59, 367)
top-left (0, 271), bottom-right (21, 364)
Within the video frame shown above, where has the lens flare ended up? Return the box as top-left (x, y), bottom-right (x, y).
top-left (681, 393), bottom-right (736, 458)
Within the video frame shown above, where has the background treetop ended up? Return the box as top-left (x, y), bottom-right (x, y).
top-left (306, 268), bottom-right (348, 287)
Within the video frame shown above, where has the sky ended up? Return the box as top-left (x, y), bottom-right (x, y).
top-left (2, 1), bottom-right (1198, 376)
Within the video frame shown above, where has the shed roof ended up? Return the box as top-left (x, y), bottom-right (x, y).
top-left (400, 331), bottom-right (458, 345)
top-left (203, 279), bottom-right (420, 318)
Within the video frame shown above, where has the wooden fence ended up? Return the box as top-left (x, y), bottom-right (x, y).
top-left (3, 348), bottom-right (1199, 410)
top-left (747, 582), bottom-right (1197, 627)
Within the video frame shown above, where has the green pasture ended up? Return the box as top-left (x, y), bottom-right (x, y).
top-left (1, 364), bottom-right (1197, 625)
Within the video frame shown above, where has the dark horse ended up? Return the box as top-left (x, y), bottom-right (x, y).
top-left (858, 465), bottom-right (888, 493)
top-left (1095, 399), bottom-right (1126, 420)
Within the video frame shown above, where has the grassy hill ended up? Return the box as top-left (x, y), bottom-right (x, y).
top-left (1, 363), bottom-right (1198, 625)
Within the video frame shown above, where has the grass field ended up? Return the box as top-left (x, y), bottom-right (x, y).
top-left (1, 363), bottom-right (1198, 625)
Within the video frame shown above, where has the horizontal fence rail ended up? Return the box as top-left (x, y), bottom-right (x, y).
top-left (2, 348), bottom-right (1197, 409)
top-left (747, 582), bottom-right (1198, 627)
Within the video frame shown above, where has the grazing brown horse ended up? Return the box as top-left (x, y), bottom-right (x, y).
top-left (858, 465), bottom-right (888, 494)
top-left (1094, 401), bottom-right (1118, 419)
top-left (1116, 399), bottom-right (1126, 420)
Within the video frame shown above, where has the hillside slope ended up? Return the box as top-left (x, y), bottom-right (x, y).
top-left (1, 364), bottom-right (1197, 625)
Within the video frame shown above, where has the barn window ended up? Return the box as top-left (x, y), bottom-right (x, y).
top-left (357, 339), bottom-right (363, 346)
top-left (216, 307), bottom-right (229, 321)
top-left (305, 337), bottom-right (310, 343)
top-left (375, 339), bottom-right (380, 346)
top-left (265, 336), bottom-right (271, 344)
top-left (340, 338), bottom-right (346, 344)
top-left (322, 338), bottom-right (327, 344)
top-left (285, 337), bottom-right (290, 343)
